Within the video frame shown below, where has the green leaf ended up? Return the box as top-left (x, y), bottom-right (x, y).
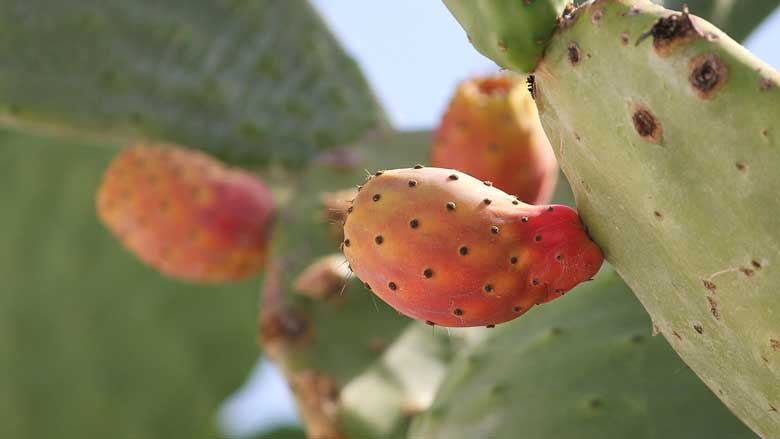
top-left (0, 128), bottom-right (260, 439)
top-left (0, 0), bottom-right (386, 166)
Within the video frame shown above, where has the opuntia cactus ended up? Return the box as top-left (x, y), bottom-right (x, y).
top-left (431, 74), bottom-right (558, 204)
top-left (97, 144), bottom-right (276, 282)
top-left (444, 0), bottom-right (780, 436)
top-left (342, 167), bottom-right (603, 327)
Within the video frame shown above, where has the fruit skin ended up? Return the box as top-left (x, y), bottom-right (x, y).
top-left (342, 167), bottom-right (602, 327)
top-left (96, 144), bottom-right (276, 283)
top-left (431, 74), bottom-right (558, 205)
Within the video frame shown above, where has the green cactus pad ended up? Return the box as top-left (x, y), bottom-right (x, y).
top-left (533, 1), bottom-right (780, 436)
top-left (0, 129), bottom-right (260, 439)
top-left (442, 0), bottom-right (568, 73)
top-left (410, 269), bottom-right (756, 439)
top-left (0, 0), bottom-right (386, 166)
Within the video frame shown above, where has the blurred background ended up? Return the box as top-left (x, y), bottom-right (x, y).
top-left (1, 1), bottom-right (778, 438)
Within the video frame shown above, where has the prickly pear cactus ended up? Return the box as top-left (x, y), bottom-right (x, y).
top-left (444, 0), bottom-right (780, 436)
top-left (431, 74), bottom-right (558, 204)
top-left (534, 2), bottom-right (780, 436)
top-left (343, 167), bottom-right (602, 327)
top-left (443, 0), bottom-right (568, 72)
top-left (410, 269), bottom-right (757, 439)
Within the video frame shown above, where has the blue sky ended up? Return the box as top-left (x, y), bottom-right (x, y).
top-left (219, 3), bottom-right (780, 436)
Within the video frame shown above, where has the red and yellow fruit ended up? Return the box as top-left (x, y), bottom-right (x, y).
top-left (431, 74), bottom-right (557, 205)
top-left (342, 167), bottom-right (602, 327)
top-left (97, 144), bottom-right (276, 283)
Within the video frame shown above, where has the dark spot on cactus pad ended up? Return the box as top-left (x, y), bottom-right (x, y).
top-left (483, 181), bottom-right (493, 187)
top-left (632, 105), bottom-right (662, 143)
top-left (414, 164), bottom-right (424, 169)
top-left (689, 53), bottom-right (728, 99)
top-left (556, 254), bottom-right (562, 261)
top-left (513, 306), bottom-right (522, 313)
top-left (672, 330), bottom-right (682, 340)
top-left (448, 174), bottom-right (459, 181)
top-left (497, 40), bottom-right (507, 52)
top-left (388, 282), bottom-right (397, 291)
top-left (512, 200), bottom-right (519, 205)
top-left (535, 234), bottom-right (542, 242)
top-left (567, 43), bottom-right (581, 65)
top-left (423, 268), bottom-right (433, 278)
top-left (343, 239), bottom-right (351, 247)
top-left (375, 235), bottom-right (384, 245)
top-left (408, 180), bottom-right (417, 187)
top-left (446, 202), bottom-right (456, 211)
top-left (708, 297), bottom-right (720, 320)
top-left (770, 339), bottom-right (779, 351)
top-left (372, 194), bottom-right (381, 202)
top-left (483, 198), bottom-right (492, 205)
top-left (409, 218), bottom-right (419, 228)
top-left (490, 226), bottom-right (499, 234)
top-left (771, 404), bottom-right (778, 413)
top-left (364, 282), bottom-right (371, 290)
top-left (532, 278), bottom-right (540, 286)
top-left (374, 170), bottom-right (384, 176)
top-left (620, 32), bottom-right (630, 45)
top-left (453, 308), bottom-right (464, 316)
top-left (484, 284), bottom-right (494, 293)
top-left (630, 334), bottom-right (645, 344)
top-left (356, 184), bottom-right (363, 192)
top-left (591, 8), bottom-right (603, 25)
top-left (702, 280), bottom-right (716, 292)
top-left (459, 246), bottom-right (469, 256)
top-left (735, 162), bottom-right (747, 172)
top-left (759, 76), bottom-right (775, 91)
top-left (588, 398), bottom-right (603, 409)
top-left (654, 211), bottom-right (663, 220)
top-left (693, 324), bottom-right (704, 334)
top-left (510, 256), bottom-right (518, 264)
top-left (486, 324), bottom-right (495, 329)
top-left (752, 260), bottom-right (763, 269)
top-left (347, 206), bottom-right (353, 214)
top-left (641, 7), bottom-right (701, 55)
top-left (425, 320), bottom-right (435, 326)
top-left (547, 206), bottom-right (554, 212)
top-left (521, 216), bottom-right (529, 223)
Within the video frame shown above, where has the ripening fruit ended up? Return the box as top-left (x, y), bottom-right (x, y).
top-left (342, 167), bottom-right (602, 327)
top-left (431, 74), bottom-right (558, 205)
top-left (96, 144), bottom-right (276, 283)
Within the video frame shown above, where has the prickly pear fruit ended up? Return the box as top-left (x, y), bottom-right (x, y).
top-left (431, 74), bottom-right (558, 205)
top-left (96, 144), bottom-right (276, 283)
top-left (342, 167), bottom-right (602, 327)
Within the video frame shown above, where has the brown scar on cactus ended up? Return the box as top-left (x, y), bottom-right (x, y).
top-left (707, 297), bottom-right (720, 320)
top-left (636, 6), bottom-right (702, 56)
top-left (770, 339), bottom-right (780, 352)
top-left (567, 42), bottom-right (581, 65)
top-left (689, 53), bottom-right (729, 100)
top-left (631, 103), bottom-right (663, 144)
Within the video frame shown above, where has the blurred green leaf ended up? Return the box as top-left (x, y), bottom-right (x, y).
top-left (0, 0), bottom-right (386, 166)
top-left (0, 128), bottom-right (261, 438)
